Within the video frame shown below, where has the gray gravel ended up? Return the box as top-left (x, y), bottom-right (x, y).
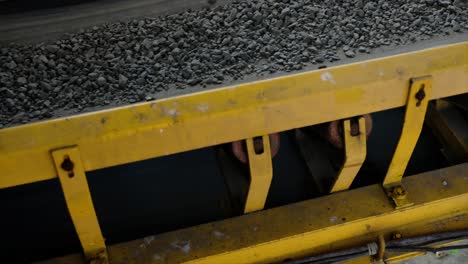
top-left (1, 0), bottom-right (467, 127)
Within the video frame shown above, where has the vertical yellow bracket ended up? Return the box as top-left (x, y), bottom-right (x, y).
top-left (383, 76), bottom-right (432, 208)
top-left (330, 117), bottom-right (367, 193)
top-left (51, 146), bottom-right (108, 263)
top-left (244, 135), bottom-right (273, 213)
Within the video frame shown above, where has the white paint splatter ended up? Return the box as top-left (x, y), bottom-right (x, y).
top-left (153, 254), bottom-right (162, 260)
top-left (151, 103), bottom-right (158, 110)
top-left (159, 128), bottom-right (164, 134)
top-left (212, 230), bottom-right (225, 238)
top-left (252, 225), bottom-right (259, 232)
top-left (171, 241), bottom-right (191, 254)
top-left (167, 109), bottom-right (179, 117)
top-left (379, 70), bottom-right (385, 77)
top-left (197, 103), bottom-right (209, 112)
top-left (144, 236), bottom-right (155, 245)
top-left (321, 72), bottom-right (336, 85)
top-left (329, 216), bottom-right (338, 223)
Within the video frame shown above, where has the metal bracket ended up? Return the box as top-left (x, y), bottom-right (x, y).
top-left (244, 135), bottom-right (273, 213)
top-left (330, 117), bottom-right (367, 193)
top-left (51, 146), bottom-right (108, 263)
top-left (383, 76), bottom-right (432, 208)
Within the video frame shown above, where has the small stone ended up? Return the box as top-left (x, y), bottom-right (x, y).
top-left (187, 79), bottom-right (201, 86)
top-left (5, 61), bottom-right (17, 69)
top-left (142, 39), bottom-right (152, 49)
top-left (38, 55), bottom-right (48, 63)
top-left (280, 8), bottom-right (291, 18)
top-left (358, 46), bottom-right (369, 53)
top-left (344, 50), bottom-right (356, 58)
top-left (104, 54), bottom-right (115, 60)
top-left (342, 45), bottom-right (350, 51)
top-left (17, 77), bottom-right (27, 85)
top-left (97, 76), bottom-right (107, 86)
top-left (253, 11), bottom-right (263, 22)
top-left (46, 45), bottom-right (60, 53)
top-left (88, 72), bottom-right (98, 80)
top-left (5, 98), bottom-right (15, 107)
top-left (118, 75), bottom-right (128, 87)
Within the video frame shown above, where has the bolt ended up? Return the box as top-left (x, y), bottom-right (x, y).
top-left (61, 156), bottom-right (74, 171)
top-left (61, 156), bottom-right (75, 178)
top-left (442, 180), bottom-right (448, 186)
top-left (415, 87), bottom-right (426, 107)
top-left (392, 186), bottom-right (407, 199)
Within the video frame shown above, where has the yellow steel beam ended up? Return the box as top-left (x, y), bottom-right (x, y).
top-left (1, 43), bottom-right (467, 189)
top-left (330, 117), bottom-right (367, 193)
top-left (51, 146), bottom-right (108, 263)
top-left (244, 135), bottom-right (273, 213)
top-left (39, 163), bottom-right (468, 264)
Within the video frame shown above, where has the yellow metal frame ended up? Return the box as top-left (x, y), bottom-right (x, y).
top-left (0, 43), bottom-right (466, 189)
top-left (1, 43), bottom-right (467, 263)
top-left (40, 163), bottom-right (468, 264)
top-left (382, 76), bottom-right (433, 209)
top-left (51, 146), bottom-right (108, 263)
top-left (383, 76), bottom-right (432, 187)
top-left (330, 117), bottom-right (367, 193)
top-left (244, 135), bottom-right (273, 213)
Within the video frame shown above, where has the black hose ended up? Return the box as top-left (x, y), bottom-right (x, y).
top-left (284, 230), bottom-right (468, 264)
top-left (284, 247), bottom-right (368, 264)
top-left (386, 230), bottom-right (468, 247)
top-left (387, 244), bottom-right (468, 253)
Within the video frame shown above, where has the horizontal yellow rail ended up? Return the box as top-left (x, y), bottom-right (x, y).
top-left (1, 42), bottom-right (467, 188)
top-left (40, 163), bottom-right (468, 264)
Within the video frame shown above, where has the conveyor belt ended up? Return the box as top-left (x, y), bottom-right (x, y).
top-left (0, 0), bottom-right (467, 127)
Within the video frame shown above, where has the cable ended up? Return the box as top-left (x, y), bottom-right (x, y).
top-left (284, 230), bottom-right (468, 264)
top-left (284, 246), bottom-right (368, 264)
top-left (386, 230), bottom-right (468, 247)
top-left (387, 244), bottom-right (468, 253)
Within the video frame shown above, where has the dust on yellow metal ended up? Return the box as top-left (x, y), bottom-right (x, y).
top-left (244, 135), bottom-right (273, 213)
top-left (0, 43), bottom-right (467, 189)
top-left (51, 146), bottom-right (108, 263)
top-left (39, 163), bottom-right (468, 264)
top-left (330, 117), bottom-right (367, 193)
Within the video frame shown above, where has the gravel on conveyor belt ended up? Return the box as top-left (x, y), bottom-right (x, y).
top-left (1, 0), bottom-right (467, 128)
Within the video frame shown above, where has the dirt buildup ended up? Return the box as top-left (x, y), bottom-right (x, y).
top-left (1, 0), bottom-right (467, 127)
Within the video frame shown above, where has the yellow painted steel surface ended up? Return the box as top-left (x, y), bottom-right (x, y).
top-left (244, 135), bottom-right (273, 213)
top-left (330, 117), bottom-right (367, 193)
top-left (383, 76), bottom-right (433, 187)
top-left (0, 43), bottom-right (467, 189)
top-left (51, 146), bottom-right (108, 263)
top-left (39, 163), bottom-right (468, 264)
